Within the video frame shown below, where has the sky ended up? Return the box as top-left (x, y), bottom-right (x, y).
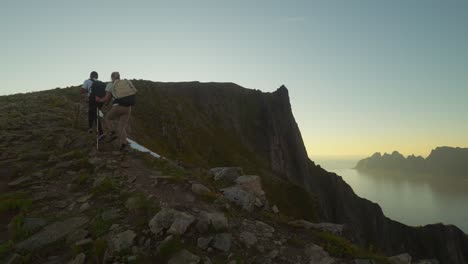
top-left (1, 0), bottom-right (467, 158)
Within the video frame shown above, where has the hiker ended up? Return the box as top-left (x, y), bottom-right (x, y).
top-left (81, 71), bottom-right (107, 137)
top-left (96, 72), bottom-right (137, 151)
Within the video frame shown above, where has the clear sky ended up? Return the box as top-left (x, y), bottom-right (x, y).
top-left (2, 0), bottom-right (467, 157)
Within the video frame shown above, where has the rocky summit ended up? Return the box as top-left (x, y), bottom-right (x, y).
top-left (0, 82), bottom-right (466, 264)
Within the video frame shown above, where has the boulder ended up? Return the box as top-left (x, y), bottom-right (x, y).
top-left (16, 217), bottom-right (89, 251)
top-left (415, 260), bottom-right (439, 264)
top-left (107, 230), bottom-right (136, 254)
top-left (168, 249), bottom-right (200, 264)
top-left (209, 167), bottom-right (243, 183)
top-left (197, 236), bottom-right (213, 250)
top-left (149, 208), bottom-right (177, 236)
top-left (212, 233), bottom-right (232, 253)
top-left (149, 208), bottom-right (195, 237)
top-left (67, 253), bottom-right (86, 264)
top-left (235, 175), bottom-right (265, 196)
top-left (239, 231), bottom-right (257, 248)
top-left (167, 212), bottom-right (196, 235)
top-left (220, 186), bottom-right (256, 211)
top-left (191, 183), bottom-right (212, 195)
top-left (203, 212), bottom-right (228, 231)
top-left (66, 229), bottom-right (89, 244)
top-left (354, 260), bottom-right (375, 264)
top-left (389, 254), bottom-right (412, 264)
top-left (305, 243), bottom-right (336, 264)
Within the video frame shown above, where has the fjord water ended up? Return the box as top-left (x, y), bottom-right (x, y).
top-left (314, 157), bottom-right (468, 233)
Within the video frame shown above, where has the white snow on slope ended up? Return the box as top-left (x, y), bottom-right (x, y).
top-left (127, 138), bottom-right (161, 158)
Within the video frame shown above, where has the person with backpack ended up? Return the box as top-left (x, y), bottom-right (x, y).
top-left (96, 72), bottom-right (137, 151)
top-left (81, 71), bottom-right (107, 138)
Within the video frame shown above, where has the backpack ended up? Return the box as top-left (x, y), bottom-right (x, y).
top-left (112, 80), bottom-right (137, 106)
top-left (89, 79), bottom-right (107, 99)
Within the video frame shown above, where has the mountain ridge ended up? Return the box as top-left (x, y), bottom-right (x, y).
top-left (1, 80), bottom-right (467, 263)
top-left (355, 147), bottom-right (468, 177)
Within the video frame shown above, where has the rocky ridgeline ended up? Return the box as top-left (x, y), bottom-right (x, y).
top-left (0, 90), bottom-right (440, 264)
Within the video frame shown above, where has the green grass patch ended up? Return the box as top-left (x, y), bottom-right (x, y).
top-left (311, 230), bottom-right (389, 263)
top-left (0, 240), bottom-right (14, 259)
top-left (0, 192), bottom-right (32, 213)
top-left (262, 176), bottom-right (319, 222)
top-left (125, 193), bottom-right (160, 230)
top-left (154, 235), bottom-right (183, 262)
top-left (89, 214), bottom-right (112, 238)
top-left (92, 177), bottom-right (118, 195)
top-left (74, 172), bottom-right (91, 185)
top-left (91, 238), bottom-right (108, 263)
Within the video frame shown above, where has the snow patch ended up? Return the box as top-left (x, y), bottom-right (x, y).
top-left (127, 138), bottom-right (161, 158)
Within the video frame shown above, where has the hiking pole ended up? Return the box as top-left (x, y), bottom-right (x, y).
top-left (96, 106), bottom-right (99, 152)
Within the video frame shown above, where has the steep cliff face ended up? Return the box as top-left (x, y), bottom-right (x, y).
top-left (129, 81), bottom-right (468, 264)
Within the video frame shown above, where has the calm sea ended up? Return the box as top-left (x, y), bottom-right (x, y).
top-left (313, 157), bottom-right (468, 233)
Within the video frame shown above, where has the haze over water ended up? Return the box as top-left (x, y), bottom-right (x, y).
top-left (314, 157), bottom-right (468, 233)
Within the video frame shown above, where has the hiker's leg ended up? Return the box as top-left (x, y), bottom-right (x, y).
top-left (88, 99), bottom-right (96, 130)
top-left (103, 105), bottom-right (118, 132)
top-left (117, 106), bottom-right (131, 146)
top-left (97, 103), bottom-right (104, 135)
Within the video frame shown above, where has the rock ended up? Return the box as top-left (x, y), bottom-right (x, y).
top-left (235, 175), bottom-right (265, 196)
top-left (389, 254), bottom-right (412, 264)
top-left (203, 257), bottom-right (213, 264)
top-left (354, 260), bottom-right (375, 264)
top-left (66, 229), bottom-right (89, 244)
top-left (76, 194), bottom-right (92, 203)
top-left (75, 238), bottom-right (93, 247)
top-left (108, 230), bottom-right (136, 254)
top-left (239, 231), bottom-right (257, 248)
top-left (195, 214), bottom-right (210, 233)
top-left (54, 200), bottom-right (69, 209)
top-left (272, 205), bottom-right (280, 214)
top-left (266, 249), bottom-right (279, 260)
top-left (9, 217), bottom-right (47, 234)
top-left (305, 244), bottom-right (336, 264)
top-left (212, 233), bottom-right (231, 252)
top-left (127, 256), bottom-right (137, 263)
top-left (127, 175), bottom-right (137, 183)
top-left (149, 208), bottom-right (195, 237)
top-left (288, 220), bottom-right (344, 236)
top-left (209, 167), bottom-right (243, 183)
top-left (203, 212), bottom-right (228, 231)
top-left (101, 208), bottom-right (121, 221)
top-left (79, 202), bottom-right (90, 212)
top-left (255, 221), bottom-right (275, 235)
top-left (221, 186), bottom-right (256, 211)
top-left (8, 175), bottom-right (31, 186)
top-left (149, 208), bottom-right (177, 236)
top-left (168, 249), bottom-right (200, 264)
top-left (16, 216), bottom-right (89, 251)
top-left (5, 253), bottom-right (21, 264)
top-left (197, 236), bottom-right (213, 250)
top-left (167, 212), bottom-right (196, 235)
top-left (67, 253), bottom-right (86, 264)
top-left (354, 260), bottom-right (374, 264)
top-left (415, 260), bottom-right (439, 264)
top-left (191, 183), bottom-right (212, 195)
